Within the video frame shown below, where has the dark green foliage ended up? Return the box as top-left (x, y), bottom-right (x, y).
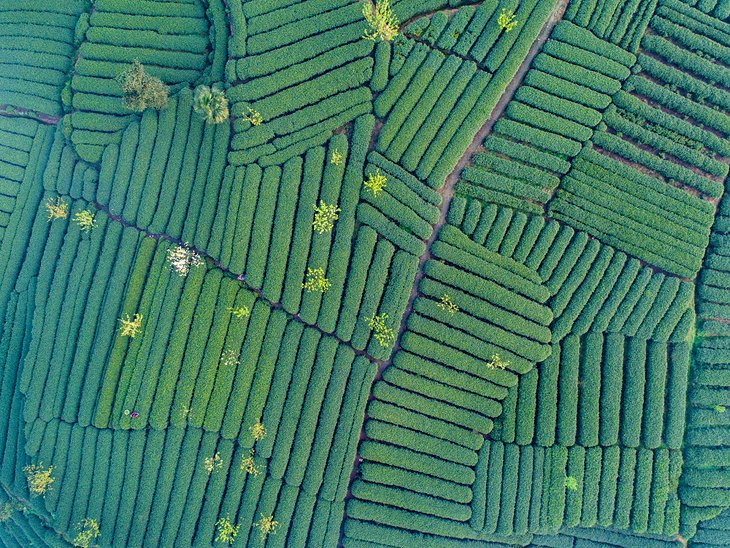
top-left (116, 60), bottom-right (169, 112)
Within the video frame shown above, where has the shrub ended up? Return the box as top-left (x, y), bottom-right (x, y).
top-left (363, 168), bottom-right (387, 197)
top-left (118, 313), bottom-right (143, 338)
top-left (116, 60), bottom-right (169, 112)
top-left (166, 243), bottom-right (204, 277)
top-left (302, 267), bottom-right (331, 293)
top-left (312, 200), bottom-right (340, 234)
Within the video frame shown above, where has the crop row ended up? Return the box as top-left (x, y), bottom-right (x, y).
top-left (228, 3), bottom-right (374, 166)
top-left (651, 14), bottom-right (730, 62)
top-left (659, 0), bottom-right (730, 34)
top-left (0, 118), bottom-right (53, 244)
top-left (346, 441), bottom-right (681, 543)
top-left (549, 148), bottom-right (714, 277)
top-left (403, 0), bottom-right (555, 71)
top-left (68, 0), bottom-right (216, 163)
top-left (603, 106), bottom-right (728, 184)
top-left (228, 55), bottom-right (373, 166)
top-left (564, 0), bottom-right (659, 51)
top-left (56, 113), bottom-right (418, 360)
top-left (592, 127), bottom-right (724, 200)
top-left (357, 152), bottom-right (440, 258)
top-left (349, 226), bottom-right (555, 538)
top-left (492, 332), bottom-right (691, 450)
top-left (450, 197), bottom-right (698, 344)
top-left (72, 89), bottom-right (231, 244)
top-left (455, 21), bottom-right (636, 214)
top-left (642, 33), bottom-right (730, 87)
top-left (8, 197), bottom-right (377, 545)
top-left (374, 0), bottom-right (557, 188)
top-left (475, 442), bottom-right (681, 536)
top-left (679, 186), bottom-right (730, 539)
top-left (688, 509), bottom-right (730, 548)
top-left (22, 402), bottom-right (371, 548)
top-left (614, 89), bottom-right (730, 157)
top-left (0, 3), bottom-right (87, 117)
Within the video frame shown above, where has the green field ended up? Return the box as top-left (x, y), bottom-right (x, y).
top-left (0, 0), bottom-right (729, 546)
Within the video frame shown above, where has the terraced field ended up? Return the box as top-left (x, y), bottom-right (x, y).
top-left (0, 0), bottom-right (728, 546)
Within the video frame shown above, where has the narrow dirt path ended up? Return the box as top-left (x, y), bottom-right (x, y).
top-left (365, 0), bottom-right (571, 401)
top-left (0, 107), bottom-right (60, 126)
top-left (340, 0), bottom-right (570, 542)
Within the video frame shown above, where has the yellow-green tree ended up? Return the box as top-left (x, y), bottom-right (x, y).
top-left (72, 518), bottom-right (100, 548)
top-left (215, 516), bottom-right (240, 545)
top-left (24, 463), bottom-right (54, 496)
top-left (362, 0), bottom-right (399, 41)
top-left (498, 9), bottom-right (518, 32)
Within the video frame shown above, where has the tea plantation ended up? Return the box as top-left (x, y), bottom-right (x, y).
top-left (0, 0), bottom-right (728, 546)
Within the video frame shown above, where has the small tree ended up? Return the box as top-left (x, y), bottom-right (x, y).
top-left (45, 197), bottom-right (68, 221)
top-left (24, 463), bottom-right (54, 496)
top-left (485, 354), bottom-right (510, 370)
top-left (166, 243), bottom-right (204, 277)
top-left (331, 149), bottom-right (344, 165)
top-left (302, 267), bottom-right (331, 293)
top-left (564, 476), bottom-right (578, 491)
top-left (118, 313), bottom-right (143, 338)
top-left (0, 502), bottom-right (13, 523)
top-left (193, 84), bottom-right (229, 124)
top-left (242, 107), bottom-right (263, 126)
top-left (498, 9), bottom-right (518, 32)
top-left (254, 514), bottom-right (280, 541)
top-left (227, 305), bottom-right (250, 319)
top-left (204, 452), bottom-right (223, 473)
top-left (240, 449), bottom-right (262, 477)
top-left (117, 60), bottom-right (169, 112)
top-left (368, 314), bottom-right (396, 348)
top-left (250, 421), bottom-right (267, 442)
top-left (72, 518), bottom-right (100, 548)
top-left (362, 0), bottom-right (399, 42)
top-left (312, 201), bottom-right (340, 234)
top-left (215, 516), bottom-right (240, 545)
top-left (220, 349), bottom-right (239, 368)
top-left (363, 168), bottom-right (387, 197)
top-left (73, 210), bottom-right (96, 232)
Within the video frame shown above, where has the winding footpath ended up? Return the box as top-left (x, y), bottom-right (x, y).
top-left (341, 0), bottom-right (571, 542)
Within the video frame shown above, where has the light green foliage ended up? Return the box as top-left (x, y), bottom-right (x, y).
top-left (302, 267), bottom-right (331, 292)
top-left (364, 168), bottom-right (387, 197)
top-left (118, 313), bottom-right (143, 338)
top-left (312, 201), bottom-right (341, 234)
top-left (24, 463), bottom-right (54, 496)
top-left (72, 518), bottom-right (100, 548)
top-left (437, 294), bottom-right (459, 314)
top-left (363, 0), bottom-right (399, 42)
top-left (215, 516), bottom-right (240, 545)
top-left (368, 313), bottom-right (396, 348)
top-left (45, 196), bottom-right (68, 221)
top-left (498, 9), bottom-right (518, 33)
